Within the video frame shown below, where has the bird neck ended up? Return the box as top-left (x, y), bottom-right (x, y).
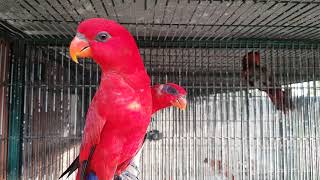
top-left (100, 68), bottom-right (151, 91)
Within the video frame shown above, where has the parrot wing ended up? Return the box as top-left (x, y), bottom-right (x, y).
top-left (77, 73), bottom-right (151, 180)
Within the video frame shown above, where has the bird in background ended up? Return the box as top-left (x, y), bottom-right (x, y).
top-left (59, 83), bottom-right (187, 179)
top-left (242, 51), bottom-right (294, 112)
top-left (69, 18), bottom-right (153, 180)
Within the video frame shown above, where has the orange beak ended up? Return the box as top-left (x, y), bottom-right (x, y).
top-left (69, 36), bottom-right (92, 63)
top-left (171, 96), bottom-right (187, 110)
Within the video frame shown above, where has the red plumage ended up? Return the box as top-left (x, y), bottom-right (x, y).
top-left (59, 83), bottom-right (187, 179)
top-left (70, 18), bottom-right (152, 180)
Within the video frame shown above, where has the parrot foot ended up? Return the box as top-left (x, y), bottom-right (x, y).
top-left (146, 130), bottom-right (163, 141)
top-left (116, 171), bottom-right (140, 180)
top-left (115, 162), bottom-right (141, 180)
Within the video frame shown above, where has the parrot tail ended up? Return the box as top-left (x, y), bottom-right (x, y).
top-left (59, 156), bottom-right (79, 179)
top-left (80, 145), bottom-right (96, 180)
top-left (266, 88), bottom-right (294, 113)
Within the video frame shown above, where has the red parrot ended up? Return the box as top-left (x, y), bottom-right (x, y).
top-left (242, 52), bottom-right (294, 112)
top-left (59, 83), bottom-right (187, 179)
top-left (69, 18), bottom-right (153, 180)
top-left (151, 83), bottom-right (187, 113)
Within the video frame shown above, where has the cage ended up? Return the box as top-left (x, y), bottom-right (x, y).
top-left (0, 0), bottom-right (320, 180)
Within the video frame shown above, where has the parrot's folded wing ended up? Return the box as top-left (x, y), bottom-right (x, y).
top-left (80, 145), bottom-right (96, 180)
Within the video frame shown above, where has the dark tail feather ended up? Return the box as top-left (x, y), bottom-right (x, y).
top-left (80, 145), bottom-right (96, 180)
top-left (267, 88), bottom-right (294, 113)
top-left (59, 156), bottom-right (80, 179)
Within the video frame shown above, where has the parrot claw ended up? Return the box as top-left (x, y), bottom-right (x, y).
top-left (146, 130), bottom-right (163, 141)
top-left (115, 171), bottom-right (140, 180)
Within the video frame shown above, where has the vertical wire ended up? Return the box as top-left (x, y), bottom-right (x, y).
top-left (205, 42), bottom-right (210, 180)
top-left (151, 45), bottom-right (155, 180)
top-left (231, 40), bottom-right (237, 180)
top-left (239, 41), bottom-right (244, 180)
top-left (167, 42), bottom-right (172, 180)
top-left (282, 43), bottom-right (288, 180)
top-left (8, 40), bottom-right (13, 180)
top-left (60, 42), bottom-right (65, 178)
top-left (298, 43), bottom-right (304, 180)
top-left (314, 44), bottom-right (319, 180)
top-left (198, 41), bottom-right (204, 180)
top-left (54, 41), bottom-right (59, 178)
top-left (252, 42), bottom-right (258, 180)
top-left (276, 43), bottom-right (281, 180)
top-left (245, 42), bottom-right (251, 180)
top-left (302, 43), bottom-right (307, 180)
top-left (186, 40), bottom-right (191, 180)
top-left (39, 43), bottom-right (44, 179)
top-left (141, 46), bottom-right (146, 180)
top-left (288, 43), bottom-right (293, 180)
top-left (46, 43), bottom-right (52, 179)
top-left (66, 42), bottom-right (72, 179)
top-left (258, 43), bottom-right (264, 180)
top-left (31, 41), bottom-right (36, 179)
top-left (307, 44), bottom-right (313, 180)
top-left (0, 41), bottom-right (5, 180)
top-left (211, 41), bottom-right (217, 180)
top-left (174, 43), bottom-right (178, 180)
top-left (35, 42), bottom-right (39, 179)
top-left (178, 44), bottom-right (183, 179)
top-left (160, 44), bottom-right (164, 180)
top-left (4, 41), bottom-right (9, 180)
top-left (288, 44), bottom-right (293, 180)
top-left (261, 43), bottom-right (267, 180)
top-left (225, 42), bottom-right (231, 180)
top-left (217, 41), bottom-right (223, 180)
top-left (0, 40), bottom-right (4, 179)
top-left (293, 42), bottom-right (299, 180)
top-left (192, 41), bottom-right (196, 180)
top-left (18, 41), bottom-right (24, 179)
top-left (271, 43), bottom-right (276, 180)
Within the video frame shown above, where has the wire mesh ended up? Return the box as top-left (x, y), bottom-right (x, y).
top-left (0, 1), bottom-right (319, 179)
top-left (0, 39), bottom-right (317, 179)
top-left (2, 0), bottom-right (320, 40)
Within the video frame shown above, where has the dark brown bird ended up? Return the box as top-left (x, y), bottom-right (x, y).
top-left (242, 51), bottom-right (294, 112)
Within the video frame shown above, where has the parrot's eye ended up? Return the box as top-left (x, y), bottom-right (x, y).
top-left (96, 32), bottom-right (111, 42)
top-left (163, 85), bottom-right (178, 95)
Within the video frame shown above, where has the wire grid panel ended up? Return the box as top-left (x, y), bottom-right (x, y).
top-left (2, 0), bottom-right (320, 40)
top-left (20, 43), bottom-right (84, 180)
top-left (140, 42), bottom-right (320, 180)
top-left (7, 40), bottom-right (320, 180)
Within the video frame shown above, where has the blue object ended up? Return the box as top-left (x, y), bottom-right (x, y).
top-left (87, 172), bottom-right (98, 180)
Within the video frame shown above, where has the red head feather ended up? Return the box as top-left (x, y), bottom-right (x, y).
top-left (152, 83), bottom-right (187, 113)
top-left (70, 18), bottom-right (146, 75)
